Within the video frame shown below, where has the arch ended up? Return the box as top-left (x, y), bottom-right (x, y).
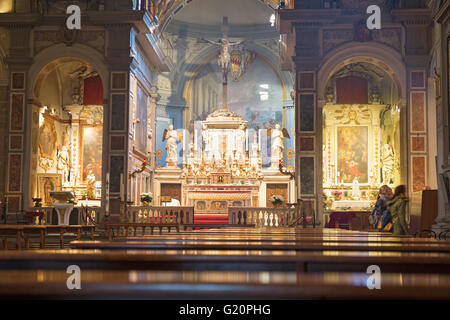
top-left (317, 41), bottom-right (410, 219)
top-left (318, 42), bottom-right (407, 104)
top-left (179, 42), bottom-right (293, 127)
top-left (180, 42), bottom-right (292, 106)
top-left (27, 43), bottom-right (109, 99)
top-left (24, 43), bottom-right (109, 211)
top-left (159, 0), bottom-right (276, 33)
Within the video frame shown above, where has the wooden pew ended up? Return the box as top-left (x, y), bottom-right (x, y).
top-left (106, 223), bottom-right (179, 241)
top-left (2, 250), bottom-right (450, 274)
top-left (117, 234), bottom-right (444, 244)
top-left (70, 239), bottom-right (450, 253)
top-left (0, 225), bottom-right (24, 250)
top-left (0, 225), bottom-right (47, 250)
top-left (0, 269), bottom-right (450, 299)
top-left (45, 225), bottom-right (95, 249)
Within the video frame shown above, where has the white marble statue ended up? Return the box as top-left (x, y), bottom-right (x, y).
top-left (163, 125), bottom-right (181, 166)
top-left (382, 144), bottom-right (394, 184)
top-left (251, 133), bottom-right (259, 156)
top-left (268, 124), bottom-right (290, 166)
top-left (57, 145), bottom-right (70, 184)
top-left (237, 123), bottom-right (246, 156)
top-left (352, 177), bottom-right (361, 199)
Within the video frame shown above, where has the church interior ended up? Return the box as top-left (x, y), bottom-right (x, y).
top-left (0, 0), bottom-right (450, 303)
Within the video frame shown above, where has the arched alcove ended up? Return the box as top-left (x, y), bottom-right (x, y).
top-left (25, 44), bottom-right (108, 210)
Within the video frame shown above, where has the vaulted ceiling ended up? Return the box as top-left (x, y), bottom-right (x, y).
top-left (173, 0), bottom-right (272, 27)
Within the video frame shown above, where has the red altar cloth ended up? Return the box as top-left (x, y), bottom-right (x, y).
top-left (327, 212), bottom-right (356, 228)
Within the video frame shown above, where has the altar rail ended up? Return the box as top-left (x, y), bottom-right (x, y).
top-left (125, 206), bottom-right (194, 225)
top-left (228, 207), bottom-right (306, 227)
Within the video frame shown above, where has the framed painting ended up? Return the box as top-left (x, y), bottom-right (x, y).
top-left (336, 126), bottom-right (368, 184)
top-left (38, 174), bottom-right (62, 206)
top-left (81, 126), bottom-right (103, 181)
top-left (38, 118), bottom-right (57, 159)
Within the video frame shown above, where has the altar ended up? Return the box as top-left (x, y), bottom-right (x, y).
top-left (153, 33), bottom-right (295, 213)
top-left (153, 108), bottom-right (295, 214)
top-left (322, 103), bottom-right (401, 212)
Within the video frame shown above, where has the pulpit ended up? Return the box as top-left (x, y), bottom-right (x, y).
top-left (50, 191), bottom-right (75, 225)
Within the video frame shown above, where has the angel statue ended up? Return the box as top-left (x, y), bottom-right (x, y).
top-left (267, 124), bottom-right (290, 167)
top-left (162, 125), bottom-right (183, 167)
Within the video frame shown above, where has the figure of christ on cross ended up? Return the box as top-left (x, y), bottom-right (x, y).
top-left (202, 17), bottom-right (244, 110)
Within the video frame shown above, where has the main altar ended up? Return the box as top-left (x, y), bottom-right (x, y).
top-left (153, 27), bottom-right (295, 215)
top-left (153, 108), bottom-right (295, 214)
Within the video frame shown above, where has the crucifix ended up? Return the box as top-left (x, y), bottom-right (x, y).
top-left (203, 17), bottom-right (244, 111)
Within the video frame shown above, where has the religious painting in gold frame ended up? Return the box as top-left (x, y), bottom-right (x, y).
top-left (37, 174), bottom-right (61, 206)
top-left (336, 126), bottom-right (368, 184)
top-left (80, 125), bottom-right (103, 181)
top-left (38, 118), bottom-right (57, 159)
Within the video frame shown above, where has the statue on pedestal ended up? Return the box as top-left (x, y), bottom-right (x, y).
top-left (57, 145), bottom-right (71, 184)
top-left (382, 143), bottom-right (395, 184)
top-left (268, 124), bottom-right (290, 167)
top-left (163, 125), bottom-right (182, 167)
top-left (352, 177), bottom-right (361, 199)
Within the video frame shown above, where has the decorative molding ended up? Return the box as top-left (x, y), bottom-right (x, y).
top-left (297, 71), bottom-right (315, 91)
top-left (411, 156), bottom-right (427, 192)
top-left (110, 93), bottom-right (127, 132)
top-left (7, 153), bottom-right (22, 193)
top-left (411, 136), bottom-right (427, 153)
top-left (7, 195), bottom-right (21, 214)
top-left (300, 156), bottom-right (315, 196)
top-left (10, 72), bottom-right (25, 90)
top-left (410, 70), bottom-right (426, 89)
top-left (9, 92), bottom-right (24, 132)
top-left (410, 91), bottom-right (426, 133)
top-left (110, 135), bottom-right (126, 152)
top-left (111, 72), bottom-right (128, 90)
top-left (298, 93), bottom-right (316, 133)
top-left (9, 135), bottom-right (23, 151)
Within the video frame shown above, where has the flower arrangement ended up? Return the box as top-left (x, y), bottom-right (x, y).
top-left (369, 191), bottom-right (379, 200)
top-left (82, 189), bottom-right (95, 200)
top-left (331, 190), bottom-right (342, 200)
top-left (270, 194), bottom-right (284, 205)
top-left (140, 192), bottom-right (153, 205)
top-left (67, 198), bottom-right (78, 205)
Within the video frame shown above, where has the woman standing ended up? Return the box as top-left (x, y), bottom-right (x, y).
top-left (387, 185), bottom-right (410, 235)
